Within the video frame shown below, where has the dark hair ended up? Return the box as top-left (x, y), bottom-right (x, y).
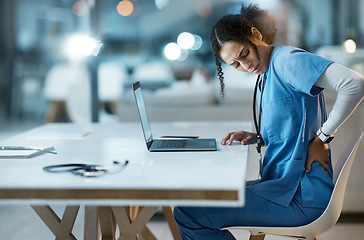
top-left (210, 4), bottom-right (277, 97)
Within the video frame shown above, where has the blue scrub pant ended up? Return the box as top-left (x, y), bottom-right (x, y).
top-left (173, 187), bottom-right (325, 240)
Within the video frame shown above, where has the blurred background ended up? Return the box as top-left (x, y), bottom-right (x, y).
top-left (0, 0), bottom-right (364, 212)
top-left (1, 0), bottom-right (363, 126)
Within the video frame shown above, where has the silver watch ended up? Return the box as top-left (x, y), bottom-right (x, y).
top-left (316, 128), bottom-right (334, 143)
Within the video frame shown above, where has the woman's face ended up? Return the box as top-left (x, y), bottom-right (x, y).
top-left (219, 28), bottom-right (272, 75)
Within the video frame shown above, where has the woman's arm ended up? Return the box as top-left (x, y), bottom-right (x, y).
top-left (306, 63), bottom-right (364, 173)
top-left (316, 63), bottom-right (364, 135)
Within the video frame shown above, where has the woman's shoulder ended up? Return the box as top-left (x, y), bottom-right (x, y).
top-left (271, 45), bottom-right (321, 69)
top-left (272, 45), bottom-right (332, 67)
top-left (272, 45), bottom-right (307, 59)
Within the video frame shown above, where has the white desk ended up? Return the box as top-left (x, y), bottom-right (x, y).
top-left (0, 121), bottom-right (250, 240)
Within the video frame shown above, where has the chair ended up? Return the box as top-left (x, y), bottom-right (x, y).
top-left (132, 61), bottom-right (174, 90)
top-left (43, 62), bottom-right (90, 122)
top-left (44, 61), bottom-right (125, 123)
top-left (223, 131), bottom-right (363, 240)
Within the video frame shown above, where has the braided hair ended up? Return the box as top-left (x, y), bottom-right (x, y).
top-left (210, 4), bottom-right (277, 98)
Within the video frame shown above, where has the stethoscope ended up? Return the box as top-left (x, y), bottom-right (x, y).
top-left (252, 46), bottom-right (274, 176)
top-left (43, 160), bottom-right (129, 177)
top-left (253, 73), bottom-right (265, 177)
top-left (252, 46), bottom-right (273, 154)
top-left (253, 73), bottom-right (265, 154)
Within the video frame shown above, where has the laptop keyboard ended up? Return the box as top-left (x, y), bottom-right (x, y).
top-left (158, 140), bottom-right (188, 148)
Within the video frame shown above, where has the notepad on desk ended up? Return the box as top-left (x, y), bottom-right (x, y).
top-left (0, 146), bottom-right (56, 159)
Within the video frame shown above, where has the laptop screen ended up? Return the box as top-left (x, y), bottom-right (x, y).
top-left (133, 82), bottom-right (153, 145)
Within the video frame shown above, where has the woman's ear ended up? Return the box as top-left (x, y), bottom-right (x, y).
top-left (251, 27), bottom-right (263, 40)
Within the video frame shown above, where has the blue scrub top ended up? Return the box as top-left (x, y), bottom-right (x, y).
top-left (246, 46), bottom-right (335, 208)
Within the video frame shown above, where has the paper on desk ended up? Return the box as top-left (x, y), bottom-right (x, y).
top-left (27, 131), bottom-right (91, 140)
top-left (0, 146), bottom-right (56, 159)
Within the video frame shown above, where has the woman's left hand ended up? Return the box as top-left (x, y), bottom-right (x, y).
top-left (305, 137), bottom-right (330, 174)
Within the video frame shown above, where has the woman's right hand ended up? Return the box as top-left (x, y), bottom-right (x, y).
top-left (221, 131), bottom-right (258, 145)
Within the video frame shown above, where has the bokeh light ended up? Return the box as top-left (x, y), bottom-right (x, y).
top-left (190, 34), bottom-right (203, 51)
top-left (72, 1), bottom-right (89, 16)
top-left (155, 0), bottom-right (170, 10)
top-left (117, 0), bottom-right (134, 17)
top-left (64, 35), bottom-right (103, 61)
top-left (343, 39), bottom-right (357, 54)
top-left (164, 42), bottom-right (181, 61)
top-left (195, 0), bottom-right (212, 17)
top-left (177, 32), bottom-right (195, 50)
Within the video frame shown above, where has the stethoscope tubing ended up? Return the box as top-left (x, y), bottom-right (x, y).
top-left (43, 160), bottom-right (129, 177)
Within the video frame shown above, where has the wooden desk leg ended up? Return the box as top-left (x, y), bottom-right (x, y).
top-left (162, 206), bottom-right (182, 240)
top-left (84, 206), bottom-right (100, 240)
top-left (31, 205), bottom-right (79, 240)
top-left (98, 207), bottom-right (116, 240)
top-left (129, 206), bottom-right (157, 240)
top-left (111, 206), bottom-right (159, 240)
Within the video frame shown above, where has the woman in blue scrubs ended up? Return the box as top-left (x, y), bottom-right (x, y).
top-left (173, 4), bottom-right (364, 240)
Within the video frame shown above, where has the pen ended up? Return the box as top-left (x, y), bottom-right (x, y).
top-left (0, 146), bottom-right (57, 154)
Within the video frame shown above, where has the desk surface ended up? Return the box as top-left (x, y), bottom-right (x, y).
top-left (0, 121), bottom-right (250, 206)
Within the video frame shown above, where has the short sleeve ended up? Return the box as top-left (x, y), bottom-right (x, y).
top-left (273, 47), bottom-right (333, 96)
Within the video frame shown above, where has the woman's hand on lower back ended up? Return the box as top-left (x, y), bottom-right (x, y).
top-left (306, 136), bottom-right (330, 174)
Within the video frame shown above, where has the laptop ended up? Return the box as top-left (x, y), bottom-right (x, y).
top-left (133, 81), bottom-right (217, 152)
